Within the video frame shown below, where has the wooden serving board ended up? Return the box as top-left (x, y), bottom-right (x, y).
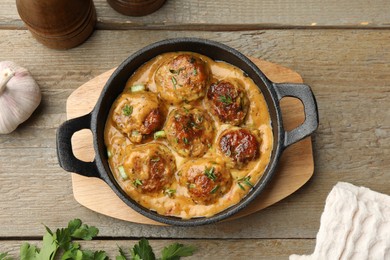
top-left (67, 57), bottom-right (314, 225)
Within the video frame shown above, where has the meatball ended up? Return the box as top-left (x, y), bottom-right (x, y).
top-left (121, 144), bottom-right (176, 193)
top-left (111, 91), bottom-right (164, 143)
top-left (155, 53), bottom-right (210, 104)
top-left (218, 128), bottom-right (260, 167)
top-left (179, 159), bottom-right (232, 205)
top-left (206, 79), bottom-right (249, 125)
top-left (165, 107), bottom-right (214, 157)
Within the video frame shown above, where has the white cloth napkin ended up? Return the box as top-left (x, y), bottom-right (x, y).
top-left (290, 182), bottom-right (390, 260)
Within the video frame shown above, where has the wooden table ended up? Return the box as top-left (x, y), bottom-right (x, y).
top-left (1, 1), bottom-right (389, 259)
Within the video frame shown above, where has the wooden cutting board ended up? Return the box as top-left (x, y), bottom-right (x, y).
top-left (66, 57), bottom-right (314, 225)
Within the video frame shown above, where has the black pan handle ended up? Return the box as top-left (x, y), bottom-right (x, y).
top-left (273, 83), bottom-right (319, 148)
top-left (56, 113), bottom-right (99, 178)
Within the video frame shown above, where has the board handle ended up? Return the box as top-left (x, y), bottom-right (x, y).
top-left (273, 83), bottom-right (319, 148)
top-left (56, 113), bottom-right (99, 177)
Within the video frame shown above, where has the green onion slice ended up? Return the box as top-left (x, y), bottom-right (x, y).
top-left (154, 130), bottom-right (166, 139)
top-left (131, 84), bottom-right (145, 92)
top-left (118, 166), bottom-right (128, 180)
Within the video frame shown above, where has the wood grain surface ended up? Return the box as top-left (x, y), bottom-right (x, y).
top-left (0, 29), bottom-right (389, 239)
top-left (0, 0), bottom-right (390, 258)
top-left (1, 0), bottom-right (390, 29)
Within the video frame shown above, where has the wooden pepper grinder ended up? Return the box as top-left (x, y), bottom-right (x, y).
top-left (16, 0), bottom-right (96, 50)
top-left (107, 0), bottom-right (167, 16)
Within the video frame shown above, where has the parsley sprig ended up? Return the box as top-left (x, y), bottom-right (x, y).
top-left (1, 219), bottom-right (196, 260)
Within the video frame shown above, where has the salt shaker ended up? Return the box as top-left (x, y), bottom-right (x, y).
top-left (107, 0), bottom-right (167, 16)
top-left (16, 0), bottom-right (96, 49)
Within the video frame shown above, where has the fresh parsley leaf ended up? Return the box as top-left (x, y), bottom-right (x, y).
top-left (71, 223), bottom-right (99, 240)
top-left (20, 243), bottom-right (37, 260)
top-left (0, 252), bottom-right (11, 260)
top-left (131, 238), bottom-right (155, 260)
top-left (116, 246), bottom-right (128, 260)
top-left (36, 232), bottom-right (58, 260)
top-left (122, 105), bottom-right (133, 116)
top-left (161, 243), bottom-right (196, 260)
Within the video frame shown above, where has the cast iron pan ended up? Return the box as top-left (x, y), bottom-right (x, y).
top-left (56, 38), bottom-right (319, 226)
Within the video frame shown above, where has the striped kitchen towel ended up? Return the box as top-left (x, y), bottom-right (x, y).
top-left (290, 182), bottom-right (389, 260)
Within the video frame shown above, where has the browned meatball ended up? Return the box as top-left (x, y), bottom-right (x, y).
top-left (206, 79), bottom-right (249, 125)
top-left (155, 53), bottom-right (210, 104)
top-left (165, 107), bottom-right (214, 157)
top-left (111, 91), bottom-right (164, 143)
top-left (121, 144), bottom-right (176, 193)
top-left (218, 128), bottom-right (260, 167)
top-left (179, 159), bottom-right (232, 204)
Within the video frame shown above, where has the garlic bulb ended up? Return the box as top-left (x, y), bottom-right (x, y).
top-left (0, 61), bottom-right (41, 134)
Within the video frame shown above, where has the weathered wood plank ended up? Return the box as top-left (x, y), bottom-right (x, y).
top-left (0, 239), bottom-right (315, 259)
top-left (1, 0), bottom-right (390, 29)
top-left (0, 29), bottom-right (389, 238)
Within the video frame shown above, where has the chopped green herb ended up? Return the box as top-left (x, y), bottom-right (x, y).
top-left (122, 105), bottom-right (133, 116)
top-left (154, 130), bottom-right (166, 139)
top-left (193, 68), bottom-right (198, 75)
top-left (118, 166), bottom-right (128, 180)
top-left (210, 185), bottom-right (220, 194)
top-left (164, 189), bottom-right (176, 197)
top-left (183, 137), bottom-right (189, 145)
top-left (237, 176), bottom-right (253, 190)
top-left (133, 179), bottom-right (143, 187)
top-left (238, 182), bottom-right (245, 191)
top-left (131, 84), bottom-right (146, 92)
top-left (171, 76), bottom-right (177, 89)
top-left (219, 95), bottom-right (233, 105)
top-left (204, 166), bottom-right (216, 181)
top-left (151, 157), bottom-right (160, 162)
top-left (189, 183), bottom-right (196, 189)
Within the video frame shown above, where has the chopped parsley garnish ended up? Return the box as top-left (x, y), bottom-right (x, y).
top-left (204, 166), bottom-right (216, 181)
top-left (122, 104), bottom-right (133, 116)
top-left (193, 68), bottom-right (198, 75)
top-left (237, 176), bottom-right (253, 190)
top-left (188, 183), bottom-right (196, 189)
top-left (210, 185), bottom-right (220, 194)
top-left (219, 95), bottom-right (233, 105)
top-left (183, 137), bottom-right (189, 145)
top-left (133, 179), bottom-right (143, 187)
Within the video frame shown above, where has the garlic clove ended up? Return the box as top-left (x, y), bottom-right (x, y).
top-left (0, 61), bottom-right (41, 134)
